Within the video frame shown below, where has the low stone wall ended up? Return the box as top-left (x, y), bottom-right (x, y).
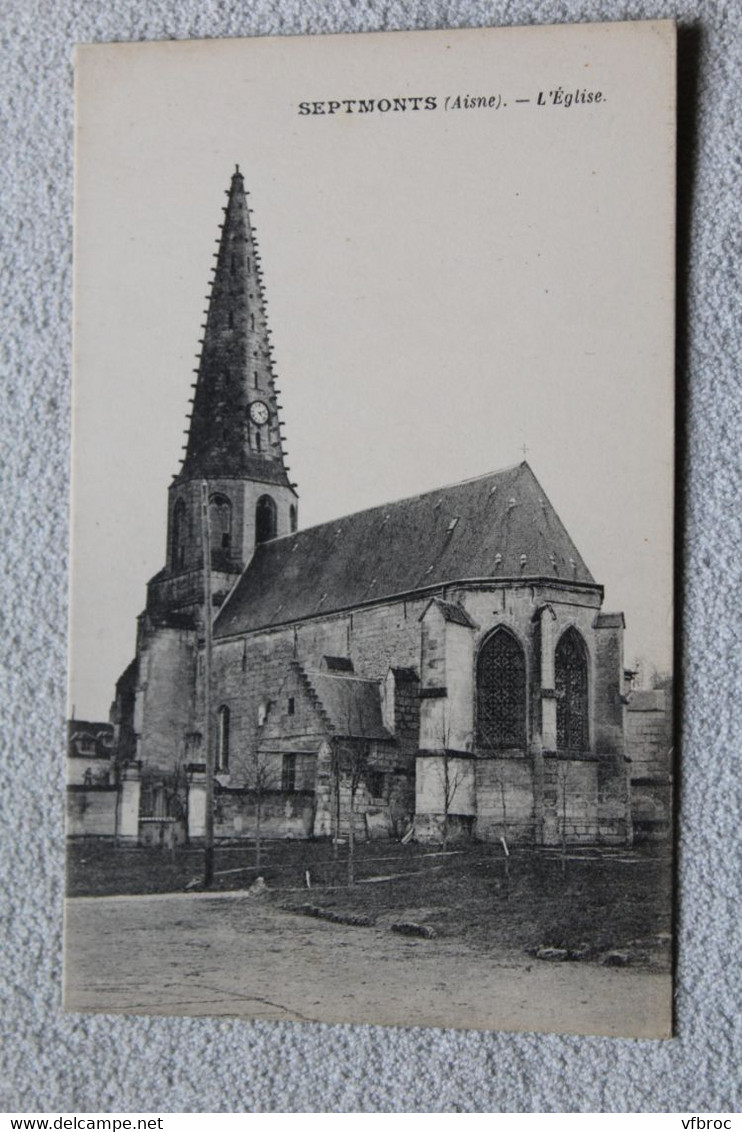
top-left (66, 785), bottom-right (118, 837)
top-left (414, 812), bottom-right (474, 842)
top-left (138, 816), bottom-right (187, 848)
top-left (213, 788), bottom-right (315, 840)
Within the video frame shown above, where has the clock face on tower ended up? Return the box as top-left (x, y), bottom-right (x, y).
top-left (249, 400), bottom-right (269, 425)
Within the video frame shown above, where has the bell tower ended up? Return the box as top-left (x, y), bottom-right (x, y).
top-left (146, 167), bottom-right (298, 624)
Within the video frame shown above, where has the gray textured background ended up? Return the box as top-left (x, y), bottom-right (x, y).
top-left (1, 0), bottom-right (740, 1114)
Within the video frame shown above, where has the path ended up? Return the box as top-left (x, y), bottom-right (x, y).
top-left (64, 891), bottom-right (672, 1038)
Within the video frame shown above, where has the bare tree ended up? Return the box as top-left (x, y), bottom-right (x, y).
top-left (333, 738), bottom-right (368, 885)
top-left (495, 770), bottom-right (511, 898)
top-left (432, 719), bottom-right (470, 850)
top-left (243, 747), bottom-right (279, 869)
top-left (438, 748), bottom-right (467, 851)
top-left (330, 743), bottom-right (342, 861)
top-left (556, 758), bottom-right (571, 877)
top-left (477, 738), bottom-right (512, 898)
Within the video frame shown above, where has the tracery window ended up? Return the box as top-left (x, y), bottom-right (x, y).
top-left (555, 628), bottom-right (589, 752)
top-left (216, 705), bottom-right (230, 772)
top-left (255, 494), bottom-right (277, 544)
top-left (476, 627), bottom-right (527, 749)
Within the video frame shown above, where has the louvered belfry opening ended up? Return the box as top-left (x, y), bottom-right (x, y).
top-left (209, 494), bottom-right (232, 549)
top-left (255, 494), bottom-right (277, 544)
top-left (555, 627), bottom-right (589, 752)
top-left (476, 627), bottom-right (527, 749)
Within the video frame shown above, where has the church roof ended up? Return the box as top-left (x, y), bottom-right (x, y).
top-left (214, 461), bottom-right (596, 639)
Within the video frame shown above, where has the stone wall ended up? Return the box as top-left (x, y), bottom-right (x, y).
top-left (627, 690), bottom-right (672, 778)
top-left (330, 739), bottom-right (415, 840)
top-left (592, 614), bottom-right (626, 757)
top-left (626, 689), bottom-right (673, 840)
top-left (541, 756), bottom-right (599, 845)
top-left (475, 756), bottom-right (536, 844)
top-left (211, 598), bottom-right (425, 789)
top-left (213, 788), bottom-right (315, 840)
top-left (415, 753), bottom-right (476, 819)
top-left (136, 625), bottom-right (197, 776)
top-left (66, 786), bottom-right (118, 837)
top-left (136, 578), bottom-right (627, 846)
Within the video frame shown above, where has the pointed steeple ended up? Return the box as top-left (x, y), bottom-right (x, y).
top-left (180, 167), bottom-right (290, 486)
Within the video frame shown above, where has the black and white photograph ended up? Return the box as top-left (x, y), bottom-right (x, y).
top-left (66, 20), bottom-right (676, 1037)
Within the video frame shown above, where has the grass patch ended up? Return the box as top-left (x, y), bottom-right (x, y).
top-left (66, 838), bottom-right (672, 966)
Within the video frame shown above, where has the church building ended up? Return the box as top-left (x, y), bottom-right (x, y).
top-left (111, 168), bottom-right (632, 847)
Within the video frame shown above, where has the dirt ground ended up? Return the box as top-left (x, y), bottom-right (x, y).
top-left (66, 839), bottom-right (673, 964)
top-left (63, 888), bottom-right (672, 1037)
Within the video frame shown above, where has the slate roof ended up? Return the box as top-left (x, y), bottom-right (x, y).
top-left (179, 169), bottom-right (291, 488)
top-left (67, 721), bottom-right (115, 760)
top-left (215, 461), bottom-right (597, 639)
top-left (425, 597), bottom-right (478, 628)
top-left (303, 670), bottom-right (391, 740)
top-left (594, 612), bottom-right (625, 629)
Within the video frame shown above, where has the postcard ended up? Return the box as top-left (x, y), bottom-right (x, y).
top-left (67, 20), bottom-right (675, 1036)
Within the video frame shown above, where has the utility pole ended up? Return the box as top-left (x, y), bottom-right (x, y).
top-left (200, 482), bottom-right (215, 888)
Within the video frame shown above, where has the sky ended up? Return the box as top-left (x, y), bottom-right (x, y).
top-left (70, 22), bottom-right (676, 719)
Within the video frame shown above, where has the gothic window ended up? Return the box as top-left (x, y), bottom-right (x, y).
top-left (255, 430), bottom-right (261, 453)
top-left (209, 494), bottom-right (232, 552)
top-left (289, 504), bottom-right (298, 533)
top-left (216, 705), bottom-right (230, 772)
top-left (281, 753), bottom-right (296, 793)
top-left (255, 494), bottom-right (277, 544)
top-left (476, 627), bottom-right (527, 749)
top-left (172, 499), bottom-right (187, 570)
top-left (555, 628), bottom-right (589, 752)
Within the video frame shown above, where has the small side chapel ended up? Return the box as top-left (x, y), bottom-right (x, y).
top-left (112, 169), bottom-right (632, 847)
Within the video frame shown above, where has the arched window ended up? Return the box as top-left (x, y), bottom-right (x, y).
top-left (255, 494), bottom-right (277, 544)
top-left (555, 628), bottom-right (589, 751)
top-left (476, 627), bottom-right (527, 749)
top-left (172, 499), bottom-right (187, 570)
top-left (216, 705), bottom-right (230, 772)
top-left (209, 494), bottom-right (232, 552)
top-left (289, 504), bottom-right (298, 533)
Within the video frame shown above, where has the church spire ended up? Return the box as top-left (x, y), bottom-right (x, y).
top-left (180, 167), bottom-right (290, 486)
